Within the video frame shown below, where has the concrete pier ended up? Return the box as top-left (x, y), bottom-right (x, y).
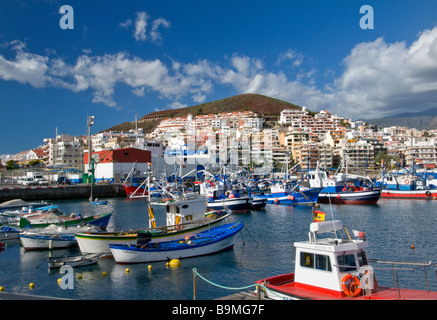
top-left (0, 184), bottom-right (126, 202)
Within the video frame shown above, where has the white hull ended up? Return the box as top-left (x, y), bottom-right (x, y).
top-left (110, 231), bottom-right (239, 264)
top-left (76, 215), bottom-right (229, 256)
top-left (19, 235), bottom-right (77, 250)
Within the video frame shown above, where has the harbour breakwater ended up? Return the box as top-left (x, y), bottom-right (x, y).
top-left (0, 184), bottom-right (126, 202)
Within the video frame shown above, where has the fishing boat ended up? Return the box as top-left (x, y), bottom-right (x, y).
top-left (75, 194), bottom-right (231, 257)
top-left (90, 199), bottom-right (109, 205)
top-left (0, 226), bottom-right (21, 241)
top-left (378, 173), bottom-right (437, 199)
top-left (48, 254), bottom-right (101, 268)
top-left (0, 199), bottom-right (51, 213)
top-left (254, 212), bottom-right (437, 300)
top-left (109, 222), bottom-right (243, 264)
top-left (16, 211), bottom-right (112, 229)
top-left (19, 224), bottom-right (104, 251)
top-left (309, 169), bottom-right (381, 205)
top-left (19, 233), bottom-right (78, 251)
top-left (200, 181), bottom-right (253, 211)
top-left (253, 181), bottom-right (322, 205)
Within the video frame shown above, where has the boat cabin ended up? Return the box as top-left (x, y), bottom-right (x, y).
top-left (269, 181), bottom-right (297, 195)
top-left (293, 220), bottom-right (371, 296)
top-left (164, 194), bottom-right (208, 226)
top-left (308, 170), bottom-right (348, 192)
top-left (380, 174), bottom-right (421, 191)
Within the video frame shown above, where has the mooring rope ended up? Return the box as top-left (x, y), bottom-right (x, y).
top-left (192, 268), bottom-right (284, 299)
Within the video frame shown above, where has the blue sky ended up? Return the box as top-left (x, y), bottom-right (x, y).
top-left (1, 0), bottom-right (437, 154)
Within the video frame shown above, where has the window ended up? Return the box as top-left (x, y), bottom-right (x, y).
top-left (337, 254), bottom-right (357, 272)
top-left (300, 252), bottom-right (332, 272)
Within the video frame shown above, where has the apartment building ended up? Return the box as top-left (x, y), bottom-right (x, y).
top-left (42, 134), bottom-right (84, 169)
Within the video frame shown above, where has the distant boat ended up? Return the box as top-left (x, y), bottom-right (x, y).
top-left (48, 254), bottom-right (101, 268)
top-left (17, 212), bottom-right (113, 229)
top-left (0, 199), bottom-right (51, 213)
top-left (0, 226), bottom-right (21, 241)
top-left (199, 179), bottom-right (253, 211)
top-left (90, 199), bottom-right (109, 205)
top-left (253, 181), bottom-right (322, 205)
top-left (378, 173), bottom-right (437, 199)
top-left (109, 222), bottom-right (243, 264)
top-left (19, 224), bottom-right (106, 251)
top-left (308, 169), bottom-right (381, 205)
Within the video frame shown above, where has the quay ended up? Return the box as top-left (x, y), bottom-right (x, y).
top-left (0, 184), bottom-right (126, 202)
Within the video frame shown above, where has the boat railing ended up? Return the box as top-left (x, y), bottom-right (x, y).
top-left (368, 259), bottom-right (436, 298)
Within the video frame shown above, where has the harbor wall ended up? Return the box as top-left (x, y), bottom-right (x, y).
top-left (0, 184), bottom-right (126, 202)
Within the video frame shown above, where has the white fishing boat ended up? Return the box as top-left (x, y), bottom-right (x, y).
top-left (48, 254), bottom-right (101, 268)
top-left (109, 222), bottom-right (243, 264)
top-left (75, 194), bottom-right (231, 257)
top-left (19, 224), bottom-right (103, 251)
top-left (254, 210), bottom-right (437, 300)
top-left (0, 226), bottom-right (21, 241)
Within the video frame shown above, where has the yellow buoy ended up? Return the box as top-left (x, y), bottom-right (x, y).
top-left (57, 278), bottom-right (61, 285)
top-left (0, 286), bottom-right (4, 291)
top-left (125, 268), bottom-right (130, 273)
top-left (148, 265), bottom-right (152, 270)
top-left (77, 273), bottom-right (83, 279)
top-left (102, 271), bottom-right (107, 276)
top-left (29, 282), bottom-right (35, 289)
top-left (169, 259), bottom-right (181, 268)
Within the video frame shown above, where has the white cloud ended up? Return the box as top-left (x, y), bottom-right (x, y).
top-left (326, 27), bottom-right (437, 118)
top-left (134, 11), bottom-right (148, 42)
top-left (150, 18), bottom-right (171, 43)
top-left (3, 26), bottom-right (437, 119)
top-left (122, 11), bottom-right (170, 44)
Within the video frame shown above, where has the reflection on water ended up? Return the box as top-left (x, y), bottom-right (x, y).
top-left (0, 197), bottom-right (436, 299)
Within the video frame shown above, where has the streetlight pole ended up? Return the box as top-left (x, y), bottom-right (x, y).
top-left (87, 115), bottom-right (95, 201)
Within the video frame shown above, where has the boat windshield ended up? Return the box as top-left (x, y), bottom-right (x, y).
top-left (337, 254), bottom-right (356, 272)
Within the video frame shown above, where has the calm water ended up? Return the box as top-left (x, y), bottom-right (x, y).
top-left (1, 197), bottom-right (436, 300)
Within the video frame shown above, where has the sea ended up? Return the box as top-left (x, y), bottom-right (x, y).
top-left (1, 197), bottom-right (437, 302)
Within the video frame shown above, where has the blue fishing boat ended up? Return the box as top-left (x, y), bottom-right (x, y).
top-left (309, 169), bottom-right (381, 205)
top-left (199, 178), bottom-right (253, 211)
top-left (109, 222), bottom-right (244, 264)
top-left (253, 180), bottom-right (322, 205)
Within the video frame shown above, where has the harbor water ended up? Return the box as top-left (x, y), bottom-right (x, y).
top-left (1, 197), bottom-right (436, 300)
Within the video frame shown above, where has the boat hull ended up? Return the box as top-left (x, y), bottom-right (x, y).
top-left (109, 222), bottom-right (243, 264)
top-left (19, 234), bottom-right (77, 251)
top-left (255, 273), bottom-right (437, 300)
top-left (317, 189), bottom-right (381, 205)
top-left (255, 188), bottom-right (322, 205)
top-left (381, 189), bottom-right (437, 199)
top-left (207, 197), bottom-right (253, 211)
top-left (75, 213), bottom-right (230, 256)
top-left (18, 212), bottom-right (112, 229)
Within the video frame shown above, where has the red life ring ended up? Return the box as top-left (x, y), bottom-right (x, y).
top-left (404, 179), bottom-right (410, 185)
top-left (341, 274), bottom-right (362, 297)
top-left (329, 175), bottom-right (334, 180)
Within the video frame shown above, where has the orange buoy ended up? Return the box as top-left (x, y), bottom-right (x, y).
top-left (411, 244), bottom-right (415, 249)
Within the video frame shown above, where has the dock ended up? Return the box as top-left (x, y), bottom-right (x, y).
top-left (0, 184), bottom-right (126, 202)
top-left (215, 292), bottom-right (271, 300)
top-left (0, 292), bottom-right (71, 300)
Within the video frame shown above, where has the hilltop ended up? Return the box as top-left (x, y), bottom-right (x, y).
top-left (106, 94), bottom-right (304, 133)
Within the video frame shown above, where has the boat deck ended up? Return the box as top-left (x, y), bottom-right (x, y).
top-left (258, 276), bottom-right (437, 300)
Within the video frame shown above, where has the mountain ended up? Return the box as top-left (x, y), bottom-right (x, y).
top-left (106, 94), bottom-right (304, 133)
top-left (367, 107), bottom-right (437, 130)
